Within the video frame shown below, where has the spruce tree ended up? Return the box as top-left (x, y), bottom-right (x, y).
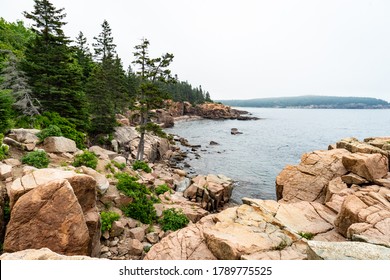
top-left (132, 38), bottom-right (175, 161)
top-left (22, 0), bottom-right (88, 131)
top-left (74, 31), bottom-right (94, 83)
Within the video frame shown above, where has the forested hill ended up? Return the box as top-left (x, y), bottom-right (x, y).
top-left (219, 96), bottom-right (390, 109)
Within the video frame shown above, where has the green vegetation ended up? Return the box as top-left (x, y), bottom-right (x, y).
top-left (219, 95), bottom-right (390, 109)
top-left (0, 134), bottom-right (9, 160)
top-left (36, 125), bottom-right (62, 141)
top-left (16, 112), bottom-right (86, 149)
top-left (298, 232), bottom-right (315, 240)
top-left (115, 172), bottom-right (157, 224)
top-left (155, 184), bottom-right (171, 195)
top-left (159, 208), bottom-right (189, 231)
top-left (100, 211), bottom-right (120, 232)
top-left (132, 160), bottom-right (151, 173)
top-left (0, 91), bottom-right (13, 134)
top-left (112, 160), bottom-right (126, 170)
top-left (21, 150), bottom-right (49, 168)
top-left (73, 151), bottom-right (98, 169)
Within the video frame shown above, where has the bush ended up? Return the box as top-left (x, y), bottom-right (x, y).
top-left (112, 160), bottom-right (126, 170)
top-left (121, 195), bottom-right (157, 225)
top-left (0, 90), bottom-right (13, 134)
top-left (132, 160), bottom-right (151, 173)
top-left (21, 150), bottom-right (50, 168)
top-left (115, 172), bottom-right (156, 224)
top-left (159, 208), bottom-right (189, 231)
top-left (298, 232), bottom-right (315, 240)
top-left (100, 211), bottom-right (120, 232)
top-left (0, 133), bottom-right (9, 160)
top-left (73, 151), bottom-right (98, 169)
top-left (155, 184), bottom-right (171, 195)
top-left (36, 125), bottom-right (63, 141)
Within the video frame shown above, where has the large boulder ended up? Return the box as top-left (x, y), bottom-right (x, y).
top-left (0, 163), bottom-right (12, 180)
top-left (341, 153), bottom-right (388, 181)
top-left (307, 241), bottom-right (390, 260)
top-left (6, 168), bottom-right (101, 257)
top-left (80, 166), bottom-right (109, 194)
top-left (4, 179), bottom-right (90, 256)
top-left (7, 128), bottom-right (40, 144)
top-left (43, 136), bottom-right (78, 153)
top-left (276, 149), bottom-right (350, 203)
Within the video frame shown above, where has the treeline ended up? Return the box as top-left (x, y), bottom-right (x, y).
top-left (0, 0), bottom-right (212, 143)
top-left (219, 95), bottom-right (390, 109)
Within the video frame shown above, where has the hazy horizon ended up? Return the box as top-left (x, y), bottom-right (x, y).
top-left (3, 0), bottom-right (390, 102)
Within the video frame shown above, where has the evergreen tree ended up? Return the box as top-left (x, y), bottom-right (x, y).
top-left (0, 90), bottom-right (13, 133)
top-left (73, 31), bottom-right (94, 82)
top-left (93, 20), bottom-right (116, 62)
top-left (132, 38), bottom-right (175, 161)
top-left (22, 0), bottom-right (88, 131)
top-left (87, 20), bottom-right (129, 136)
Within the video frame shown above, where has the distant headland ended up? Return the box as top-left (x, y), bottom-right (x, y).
top-left (218, 95), bottom-right (390, 109)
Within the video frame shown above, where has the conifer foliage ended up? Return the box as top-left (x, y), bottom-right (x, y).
top-left (22, 0), bottom-right (88, 130)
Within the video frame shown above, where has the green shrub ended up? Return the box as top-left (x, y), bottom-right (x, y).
top-left (0, 133), bottom-right (9, 160)
top-left (155, 184), bottom-right (171, 195)
top-left (115, 172), bottom-right (150, 198)
top-left (115, 172), bottom-right (156, 224)
top-left (121, 195), bottom-right (157, 225)
top-left (21, 150), bottom-right (50, 168)
top-left (159, 208), bottom-right (189, 231)
top-left (112, 160), bottom-right (126, 170)
top-left (132, 160), bottom-right (151, 173)
top-left (73, 151), bottom-right (98, 169)
top-left (36, 124), bottom-right (63, 141)
top-left (100, 211), bottom-right (120, 232)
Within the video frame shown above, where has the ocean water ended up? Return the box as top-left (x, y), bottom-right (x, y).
top-left (165, 108), bottom-right (390, 203)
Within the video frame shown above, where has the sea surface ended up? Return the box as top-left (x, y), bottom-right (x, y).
top-left (165, 108), bottom-right (390, 203)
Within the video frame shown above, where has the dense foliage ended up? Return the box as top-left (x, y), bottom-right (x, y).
top-left (132, 160), bottom-right (152, 173)
top-left (115, 172), bottom-right (157, 224)
top-left (72, 151), bottom-right (98, 169)
top-left (21, 150), bottom-right (50, 168)
top-left (159, 208), bottom-right (189, 231)
top-left (100, 211), bottom-right (120, 233)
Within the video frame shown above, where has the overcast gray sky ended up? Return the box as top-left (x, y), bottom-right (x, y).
top-left (3, 0), bottom-right (390, 101)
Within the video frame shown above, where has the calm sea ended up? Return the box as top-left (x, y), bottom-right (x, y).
top-left (165, 108), bottom-right (390, 203)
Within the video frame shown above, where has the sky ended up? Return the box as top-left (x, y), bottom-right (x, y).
top-left (2, 0), bottom-right (390, 101)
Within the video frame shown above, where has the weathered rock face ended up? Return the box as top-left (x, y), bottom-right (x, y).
top-left (0, 248), bottom-right (99, 260)
top-left (341, 153), bottom-right (388, 181)
top-left (43, 136), bottom-right (78, 153)
top-left (337, 137), bottom-right (389, 156)
top-left (334, 189), bottom-right (390, 247)
top-left (146, 199), bottom-right (313, 260)
top-left (307, 241), bottom-right (390, 260)
top-left (6, 168), bottom-right (101, 257)
top-left (276, 149), bottom-right (350, 203)
top-left (113, 126), bottom-right (172, 162)
top-left (184, 174), bottom-right (233, 212)
top-left (4, 179), bottom-right (90, 256)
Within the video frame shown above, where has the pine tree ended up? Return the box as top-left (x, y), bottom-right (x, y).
top-left (93, 20), bottom-right (116, 62)
top-left (0, 90), bottom-right (13, 133)
top-left (87, 20), bottom-right (129, 136)
top-left (22, 0), bottom-right (88, 131)
top-left (73, 31), bottom-right (94, 82)
top-left (132, 38), bottom-right (175, 161)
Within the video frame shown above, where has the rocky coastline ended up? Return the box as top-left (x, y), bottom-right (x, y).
top-left (0, 115), bottom-right (389, 260)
